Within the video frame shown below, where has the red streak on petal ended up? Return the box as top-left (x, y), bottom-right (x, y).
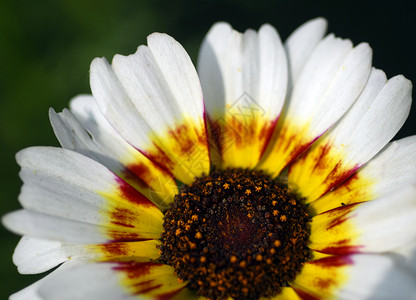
top-left (310, 143), bottom-right (332, 173)
top-left (326, 215), bottom-right (349, 230)
top-left (113, 261), bottom-right (162, 279)
top-left (99, 242), bottom-right (129, 256)
top-left (116, 178), bottom-right (157, 207)
top-left (133, 280), bottom-right (162, 295)
top-left (323, 202), bottom-right (360, 215)
top-left (287, 140), bottom-right (320, 170)
top-left (133, 279), bottom-right (154, 287)
top-left (110, 207), bottom-right (136, 228)
top-left (321, 164), bottom-right (360, 197)
top-left (314, 277), bottom-right (336, 290)
top-left (279, 126), bottom-right (315, 158)
top-left (114, 262), bottom-right (180, 297)
top-left (337, 172), bottom-right (360, 192)
top-left (143, 122), bottom-right (208, 175)
top-left (168, 123), bottom-right (207, 155)
top-left (309, 255), bottom-right (354, 268)
top-left (259, 118), bottom-right (278, 157)
top-left (107, 231), bottom-right (148, 243)
top-left (207, 115), bottom-right (225, 159)
top-left (299, 141), bottom-right (361, 199)
top-left (314, 238), bottom-right (363, 255)
top-left (208, 113), bottom-right (277, 163)
top-left (227, 116), bottom-right (253, 147)
top-left (100, 240), bottom-right (154, 256)
top-left (314, 144), bottom-right (360, 194)
top-left (111, 221), bottom-right (135, 228)
top-left (108, 180), bottom-right (159, 242)
top-left (122, 163), bottom-right (152, 189)
top-left (321, 203), bottom-right (359, 230)
top-left (318, 245), bottom-right (363, 255)
top-left (169, 124), bottom-right (194, 154)
top-left (145, 144), bottom-right (175, 175)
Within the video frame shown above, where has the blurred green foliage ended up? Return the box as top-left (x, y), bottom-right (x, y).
top-left (0, 0), bottom-right (415, 298)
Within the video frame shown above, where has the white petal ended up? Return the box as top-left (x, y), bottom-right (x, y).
top-left (16, 147), bottom-right (151, 220)
top-left (10, 260), bottom-right (84, 300)
top-left (12, 235), bottom-right (161, 275)
top-left (310, 186), bottom-right (416, 254)
top-left (51, 97), bottom-right (178, 210)
top-left (12, 236), bottom-right (105, 275)
top-left (198, 22), bottom-right (288, 120)
top-left (288, 69), bottom-right (412, 202)
top-left (17, 146), bottom-right (121, 203)
top-left (285, 17), bottom-right (328, 85)
top-left (10, 283), bottom-right (43, 300)
top-left (16, 147), bottom-right (160, 223)
top-left (4, 203), bottom-right (161, 244)
top-left (13, 237), bottom-right (66, 274)
top-left (292, 254), bottom-right (416, 299)
top-left (90, 57), bottom-right (153, 149)
top-left (111, 47), bottom-right (178, 136)
top-left (111, 37), bottom-right (203, 132)
top-left (38, 262), bottom-right (185, 300)
top-left (197, 22), bottom-right (288, 168)
top-left (353, 186), bottom-right (416, 252)
top-left (3, 210), bottom-right (110, 244)
top-left (68, 95), bottom-right (138, 163)
top-left (258, 36), bottom-right (372, 176)
top-left (329, 71), bottom-right (412, 165)
top-left (40, 265), bottom-right (134, 300)
top-left (4, 147), bottom-right (162, 243)
top-left (288, 37), bottom-right (372, 136)
top-left (257, 24), bottom-right (288, 117)
top-left (17, 147), bottom-right (119, 224)
top-left (392, 242), bottom-right (416, 275)
top-left (146, 33), bottom-right (204, 119)
top-left (197, 22), bottom-right (230, 115)
top-left (362, 136), bottom-right (416, 198)
top-left (49, 107), bottom-right (122, 172)
top-left (308, 136), bottom-right (416, 214)
top-left (90, 34), bottom-right (209, 183)
top-left (339, 254), bottom-right (416, 299)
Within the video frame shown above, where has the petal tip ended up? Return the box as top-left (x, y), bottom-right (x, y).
top-left (311, 17), bottom-right (328, 29)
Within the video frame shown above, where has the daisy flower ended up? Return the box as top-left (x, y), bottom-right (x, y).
top-left (3, 17), bottom-right (416, 300)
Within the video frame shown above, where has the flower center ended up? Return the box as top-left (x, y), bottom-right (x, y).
top-left (159, 168), bottom-right (311, 300)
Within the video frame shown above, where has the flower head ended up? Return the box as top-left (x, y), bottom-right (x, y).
top-left (3, 18), bottom-right (416, 299)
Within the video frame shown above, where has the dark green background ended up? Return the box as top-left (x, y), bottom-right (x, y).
top-left (1, 0), bottom-right (415, 298)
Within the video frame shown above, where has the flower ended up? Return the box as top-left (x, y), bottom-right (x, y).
top-left (3, 17), bottom-right (416, 299)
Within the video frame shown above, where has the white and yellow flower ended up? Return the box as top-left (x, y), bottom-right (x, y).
top-left (3, 18), bottom-right (416, 300)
